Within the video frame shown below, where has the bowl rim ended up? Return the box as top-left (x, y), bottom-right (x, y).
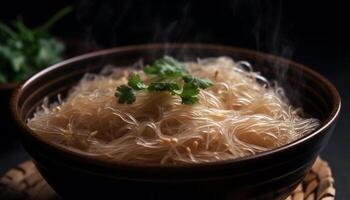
top-left (11, 43), bottom-right (341, 170)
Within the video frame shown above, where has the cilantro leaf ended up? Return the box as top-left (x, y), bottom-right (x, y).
top-left (144, 56), bottom-right (188, 77)
top-left (115, 56), bottom-right (213, 105)
top-left (180, 83), bottom-right (200, 104)
top-left (181, 96), bottom-right (199, 104)
top-left (148, 82), bottom-right (180, 94)
top-left (115, 85), bottom-right (136, 104)
top-left (0, 7), bottom-right (70, 83)
top-left (182, 75), bottom-right (213, 89)
top-left (128, 73), bottom-right (148, 90)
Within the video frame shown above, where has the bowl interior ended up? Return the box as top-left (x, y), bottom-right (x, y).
top-left (13, 44), bottom-right (340, 166)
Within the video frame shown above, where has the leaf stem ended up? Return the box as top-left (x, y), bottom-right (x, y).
top-left (0, 22), bottom-right (17, 38)
top-left (33, 6), bottom-right (73, 33)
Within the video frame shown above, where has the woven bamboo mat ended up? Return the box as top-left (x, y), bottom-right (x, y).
top-left (0, 157), bottom-right (335, 200)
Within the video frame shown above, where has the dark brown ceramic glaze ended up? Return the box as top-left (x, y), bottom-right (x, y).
top-left (11, 44), bottom-right (341, 200)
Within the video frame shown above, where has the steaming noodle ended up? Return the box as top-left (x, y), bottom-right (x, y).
top-left (27, 57), bottom-right (320, 164)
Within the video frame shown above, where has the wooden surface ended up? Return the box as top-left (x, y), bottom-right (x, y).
top-left (0, 161), bottom-right (58, 200)
top-left (0, 157), bottom-right (335, 200)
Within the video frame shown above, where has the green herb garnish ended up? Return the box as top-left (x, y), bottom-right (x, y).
top-left (128, 73), bottom-right (148, 90)
top-left (115, 56), bottom-right (213, 105)
top-left (0, 6), bottom-right (72, 83)
top-left (144, 56), bottom-right (188, 77)
top-left (115, 85), bottom-right (135, 104)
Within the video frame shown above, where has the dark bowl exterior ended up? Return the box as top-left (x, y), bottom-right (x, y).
top-left (11, 44), bottom-right (341, 200)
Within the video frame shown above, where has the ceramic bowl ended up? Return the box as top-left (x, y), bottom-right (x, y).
top-left (11, 44), bottom-right (341, 200)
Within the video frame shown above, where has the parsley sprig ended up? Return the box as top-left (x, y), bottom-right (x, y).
top-left (0, 7), bottom-right (71, 83)
top-left (115, 56), bottom-right (213, 105)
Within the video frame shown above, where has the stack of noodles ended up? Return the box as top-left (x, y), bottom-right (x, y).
top-left (28, 57), bottom-right (320, 164)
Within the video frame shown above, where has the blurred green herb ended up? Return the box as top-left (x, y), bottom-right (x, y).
top-left (0, 6), bottom-right (72, 83)
top-left (115, 56), bottom-right (213, 105)
top-left (115, 85), bottom-right (136, 104)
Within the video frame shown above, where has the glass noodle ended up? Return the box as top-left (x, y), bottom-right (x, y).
top-left (27, 57), bottom-right (320, 164)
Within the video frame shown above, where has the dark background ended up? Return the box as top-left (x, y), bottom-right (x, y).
top-left (1, 0), bottom-right (349, 199)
